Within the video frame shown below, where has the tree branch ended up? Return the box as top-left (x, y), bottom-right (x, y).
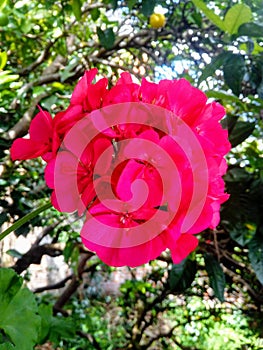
top-left (12, 243), bottom-right (62, 274)
top-left (33, 274), bottom-right (73, 293)
top-left (53, 251), bottom-right (94, 314)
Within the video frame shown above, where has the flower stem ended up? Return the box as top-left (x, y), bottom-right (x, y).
top-left (0, 201), bottom-right (52, 242)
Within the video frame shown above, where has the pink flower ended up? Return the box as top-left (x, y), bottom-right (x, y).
top-left (81, 201), bottom-right (170, 267)
top-left (81, 201), bottom-right (198, 267)
top-left (10, 109), bottom-right (53, 161)
top-left (10, 69), bottom-right (231, 267)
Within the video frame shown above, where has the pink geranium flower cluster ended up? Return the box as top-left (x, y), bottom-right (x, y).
top-left (11, 68), bottom-right (231, 267)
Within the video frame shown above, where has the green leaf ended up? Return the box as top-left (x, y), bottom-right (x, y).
top-left (60, 58), bottom-right (79, 82)
top-left (169, 261), bottom-right (185, 289)
top-left (229, 222), bottom-right (257, 246)
top-left (0, 268), bottom-right (41, 350)
top-left (198, 52), bottom-right (231, 85)
top-left (223, 53), bottom-right (246, 96)
top-left (90, 8), bottom-right (100, 21)
top-left (206, 90), bottom-right (243, 105)
top-left (127, 0), bottom-right (137, 11)
top-left (97, 27), bottom-right (115, 49)
top-left (0, 344), bottom-right (15, 350)
top-left (6, 249), bottom-right (23, 259)
top-left (70, 245), bottom-right (80, 275)
top-left (204, 253), bottom-right (225, 302)
top-left (20, 18), bottom-right (33, 34)
top-left (109, 0), bottom-right (118, 10)
top-left (41, 95), bottom-right (58, 111)
top-left (49, 315), bottom-right (76, 343)
top-left (63, 240), bottom-right (75, 263)
top-left (224, 167), bottom-right (251, 183)
top-left (248, 230), bottom-right (263, 285)
top-left (257, 76), bottom-right (263, 100)
top-left (0, 201), bottom-right (52, 242)
top-left (38, 304), bottom-right (76, 344)
top-left (169, 258), bottom-right (197, 293)
top-left (0, 71), bottom-right (19, 86)
top-left (221, 115), bottom-right (238, 133)
top-left (71, 0), bottom-right (81, 21)
top-left (0, 0), bottom-right (8, 11)
top-left (238, 22), bottom-right (263, 38)
top-left (192, 0), bottom-right (225, 31)
top-left (0, 212), bottom-right (8, 226)
top-left (141, 0), bottom-right (156, 16)
top-left (223, 4), bottom-right (252, 35)
top-left (229, 121), bottom-right (255, 147)
top-left (0, 51), bottom-right (7, 70)
top-left (38, 304), bottom-right (52, 344)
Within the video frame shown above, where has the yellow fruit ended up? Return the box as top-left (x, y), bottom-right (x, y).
top-left (149, 13), bottom-right (166, 29)
top-left (0, 13), bottom-right (8, 27)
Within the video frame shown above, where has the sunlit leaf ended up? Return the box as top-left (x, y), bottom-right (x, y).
top-left (0, 51), bottom-right (7, 70)
top-left (224, 4), bottom-right (252, 35)
top-left (192, 0), bottom-right (225, 31)
top-left (0, 71), bottom-right (19, 86)
top-left (0, 0), bottom-right (8, 11)
top-left (206, 90), bottom-right (243, 105)
top-left (71, 0), bottom-right (82, 20)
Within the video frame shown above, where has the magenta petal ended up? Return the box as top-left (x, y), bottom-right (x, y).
top-left (168, 79), bottom-right (207, 125)
top-left (44, 159), bottom-right (55, 188)
top-left (140, 78), bottom-right (158, 103)
top-left (184, 201), bottom-right (213, 234)
top-left (91, 137), bottom-right (113, 173)
top-left (81, 227), bottom-right (169, 267)
top-left (54, 105), bottom-right (84, 136)
top-left (50, 151), bottom-right (81, 212)
top-left (78, 184), bottom-right (96, 215)
top-left (117, 72), bottom-right (133, 85)
top-left (89, 202), bottom-right (112, 216)
top-left (115, 160), bottom-right (143, 201)
top-left (71, 68), bottom-right (98, 105)
top-left (170, 234), bottom-right (199, 264)
top-left (87, 78), bottom-right (108, 110)
top-left (29, 110), bottom-right (52, 143)
top-left (10, 138), bottom-right (47, 160)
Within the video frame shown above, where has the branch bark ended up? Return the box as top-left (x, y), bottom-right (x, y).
top-left (53, 251), bottom-right (94, 314)
top-left (12, 243), bottom-right (62, 274)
